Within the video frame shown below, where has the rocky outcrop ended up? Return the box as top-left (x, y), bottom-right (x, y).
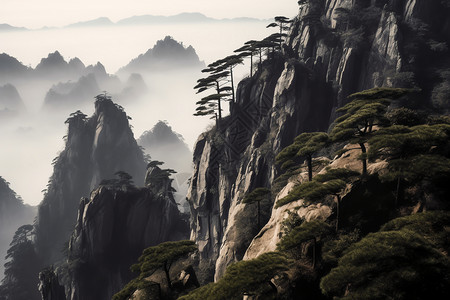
top-left (60, 165), bottom-right (188, 300)
top-left (35, 96), bottom-right (146, 266)
top-left (187, 0), bottom-right (450, 280)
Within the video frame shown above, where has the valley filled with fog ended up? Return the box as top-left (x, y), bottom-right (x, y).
top-left (0, 20), bottom-right (274, 206)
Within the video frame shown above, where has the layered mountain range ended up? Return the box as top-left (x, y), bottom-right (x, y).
top-left (0, 35), bottom-right (203, 113)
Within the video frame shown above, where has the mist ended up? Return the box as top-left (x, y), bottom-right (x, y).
top-left (0, 21), bottom-right (277, 207)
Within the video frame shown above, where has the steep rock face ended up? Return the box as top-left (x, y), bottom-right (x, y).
top-left (0, 177), bottom-right (35, 280)
top-left (35, 96), bottom-right (146, 266)
top-left (187, 0), bottom-right (450, 280)
top-left (57, 166), bottom-right (188, 300)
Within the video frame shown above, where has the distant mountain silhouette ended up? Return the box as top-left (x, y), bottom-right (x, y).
top-left (43, 74), bottom-right (101, 110)
top-left (117, 73), bottom-right (148, 101)
top-left (117, 12), bottom-right (265, 25)
top-left (138, 120), bottom-right (192, 173)
top-left (0, 24), bottom-right (27, 31)
top-left (0, 13), bottom-right (265, 31)
top-left (34, 51), bottom-right (75, 80)
top-left (117, 12), bottom-right (213, 25)
top-left (119, 36), bottom-right (204, 74)
top-left (0, 84), bottom-right (25, 120)
top-left (0, 53), bottom-right (30, 82)
top-left (65, 17), bottom-right (114, 28)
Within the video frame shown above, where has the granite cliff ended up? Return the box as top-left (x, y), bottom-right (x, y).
top-left (187, 0), bottom-right (450, 281)
top-left (35, 95), bottom-right (146, 266)
top-left (39, 165), bottom-right (189, 300)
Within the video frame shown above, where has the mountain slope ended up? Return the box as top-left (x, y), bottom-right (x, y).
top-left (187, 0), bottom-right (450, 281)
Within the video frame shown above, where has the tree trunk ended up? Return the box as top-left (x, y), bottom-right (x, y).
top-left (257, 200), bottom-right (261, 229)
top-left (335, 194), bottom-right (341, 232)
top-left (216, 81), bottom-right (222, 122)
top-left (307, 155), bottom-right (313, 181)
top-left (395, 176), bottom-right (402, 207)
top-left (163, 262), bottom-right (171, 290)
top-left (230, 66), bottom-right (235, 103)
top-left (312, 237), bottom-right (317, 269)
top-left (279, 23), bottom-right (283, 49)
top-left (267, 280), bottom-right (278, 294)
top-left (359, 143), bottom-right (367, 176)
top-left (259, 49), bottom-right (262, 69)
top-left (250, 54), bottom-right (253, 77)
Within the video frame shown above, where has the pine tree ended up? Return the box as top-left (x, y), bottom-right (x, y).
top-left (242, 187), bottom-right (271, 229)
top-left (368, 123), bottom-right (450, 206)
top-left (113, 240), bottom-right (197, 300)
top-left (276, 132), bottom-right (329, 181)
top-left (276, 168), bottom-right (359, 230)
top-left (277, 220), bottom-right (332, 268)
top-left (320, 212), bottom-right (450, 300)
top-left (331, 87), bottom-right (410, 176)
top-left (179, 252), bottom-right (289, 300)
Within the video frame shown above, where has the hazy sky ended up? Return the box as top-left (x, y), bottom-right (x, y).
top-left (1, 0), bottom-right (299, 28)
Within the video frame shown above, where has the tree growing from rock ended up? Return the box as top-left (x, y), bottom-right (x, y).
top-left (179, 252), bottom-right (289, 300)
top-left (320, 212), bottom-right (450, 299)
top-left (242, 187), bottom-right (271, 229)
top-left (276, 132), bottom-right (329, 181)
top-left (113, 240), bottom-right (197, 300)
top-left (331, 87), bottom-right (410, 176)
top-left (276, 168), bottom-right (359, 231)
top-left (267, 16), bottom-right (293, 48)
top-left (368, 123), bottom-right (450, 206)
top-left (194, 58), bottom-right (234, 125)
top-left (277, 220), bottom-right (332, 269)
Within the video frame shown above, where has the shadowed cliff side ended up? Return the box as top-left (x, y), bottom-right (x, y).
top-left (35, 94), bottom-right (146, 267)
top-left (41, 165), bottom-right (189, 300)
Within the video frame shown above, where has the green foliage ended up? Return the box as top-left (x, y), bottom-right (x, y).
top-left (278, 220), bottom-right (332, 252)
top-left (331, 87), bottom-right (412, 175)
top-left (322, 230), bottom-right (361, 267)
top-left (135, 240), bottom-right (197, 277)
top-left (242, 187), bottom-right (271, 204)
top-left (314, 168), bottom-right (360, 183)
top-left (281, 210), bottom-right (303, 236)
top-left (180, 252), bottom-right (289, 300)
top-left (432, 69), bottom-right (450, 112)
top-left (320, 212), bottom-right (450, 299)
top-left (178, 282), bottom-right (215, 300)
top-left (381, 211), bottom-right (450, 251)
top-left (347, 87), bottom-right (412, 101)
top-left (368, 124), bottom-right (450, 185)
top-left (276, 168), bottom-right (358, 208)
top-left (276, 132), bottom-right (329, 166)
top-left (386, 107), bottom-right (424, 126)
top-left (113, 241), bottom-right (197, 300)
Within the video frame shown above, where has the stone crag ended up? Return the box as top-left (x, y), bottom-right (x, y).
top-left (187, 0), bottom-right (450, 280)
top-left (35, 96), bottom-right (146, 267)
